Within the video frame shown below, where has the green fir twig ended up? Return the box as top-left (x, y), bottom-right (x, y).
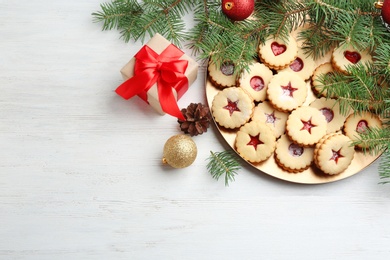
top-left (379, 150), bottom-right (390, 184)
top-left (206, 150), bottom-right (241, 186)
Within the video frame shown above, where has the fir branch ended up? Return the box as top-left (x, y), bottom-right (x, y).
top-left (92, 0), bottom-right (142, 31)
top-left (379, 150), bottom-right (390, 184)
top-left (206, 150), bottom-right (241, 186)
top-left (318, 63), bottom-right (388, 115)
top-left (92, 0), bottom-right (196, 46)
top-left (374, 43), bottom-right (390, 80)
top-left (259, 0), bottom-right (309, 40)
top-left (351, 127), bottom-right (390, 156)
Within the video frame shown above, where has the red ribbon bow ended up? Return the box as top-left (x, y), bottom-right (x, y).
top-left (115, 44), bottom-right (189, 120)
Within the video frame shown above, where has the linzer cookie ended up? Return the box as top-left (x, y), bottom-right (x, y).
top-left (278, 48), bottom-right (317, 81)
top-left (274, 134), bottom-right (314, 173)
top-left (235, 121), bottom-right (276, 163)
top-left (314, 133), bottom-right (355, 175)
top-left (211, 87), bottom-right (254, 129)
top-left (311, 62), bottom-right (335, 97)
top-left (208, 60), bottom-right (236, 88)
top-left (331, 43), bottom-right (373, 74)
top-left (309, 97), bottom-right (352, 134)
top-left (259, 35), bottom-right (298, 70)
top-left (343, 111), bottom-right (382, 149)
top-left (267, 71), bottom-right (307, 112)
top-left (238, 62), bottom-right (273, 102)
top-left (314, 132), bottom-right (338, 160)
top-left (286, 106), bottom-right (327, 147)
top-left (251, 101), bottom-right (288, 138)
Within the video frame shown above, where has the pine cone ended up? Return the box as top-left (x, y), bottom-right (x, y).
top-left (178, 103), bottom-right (212, 136)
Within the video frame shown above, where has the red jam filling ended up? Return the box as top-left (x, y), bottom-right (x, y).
top-left (356, 120), bottom-right (369, 133)
top-left (271, 42), bottom-right (287, 56)
top-left (250, 76), bottom-right (265, 91)
top-left (330, 149), bottom-right (344, 164)
top-left (265, 111), bottom-right (278, 126)
top-left (320, 107), bottom-right (334, 122)
top-left (220, 62), bottom-right (234, 76)
top-left (300, 118), bottom-right (316, 134)
top-left (247, 134), bottom-right (263, 150)
top-left (281, 82), bottom-right (297, 97)
top-left (223, 99), bottom-right (240, 116)
top-left (289, 57), bottom-right (304, 72)
top-left (288, 143), bottom-right (304, 157)
top-left (344, 51), bottom-right (361, 64)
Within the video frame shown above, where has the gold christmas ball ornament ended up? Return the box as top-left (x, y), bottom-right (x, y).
top-left (162, 134), bottom-right (197, 168)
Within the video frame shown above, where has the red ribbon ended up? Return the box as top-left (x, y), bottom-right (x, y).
top-left (115, 44), bottom-right (189, 120)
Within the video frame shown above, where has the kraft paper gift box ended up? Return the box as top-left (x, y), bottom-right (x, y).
top-left (116, 33), bottom-right (198, 120)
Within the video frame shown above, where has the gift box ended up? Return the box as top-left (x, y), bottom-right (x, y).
top-left (116, 33), bottom-right (198, 120)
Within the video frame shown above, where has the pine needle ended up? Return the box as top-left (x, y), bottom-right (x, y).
top-left (206, 150), bottom-right (241, 186)
top-left (379, 150), bottom-right (390, 184)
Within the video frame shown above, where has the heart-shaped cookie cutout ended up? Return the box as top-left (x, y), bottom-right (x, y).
top-left (344, 51), bottom-right (361, 64)
top-left (271, 42), bottom-right (287, 56)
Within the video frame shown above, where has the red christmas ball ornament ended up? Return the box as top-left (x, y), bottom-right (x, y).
top-left (381, 0), bottom-right (390, 24)
top-left (222, 0), bottom-right (255, 21)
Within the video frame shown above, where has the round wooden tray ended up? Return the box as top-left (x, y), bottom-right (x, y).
top-left (205, 76), bottom-right (381, 185)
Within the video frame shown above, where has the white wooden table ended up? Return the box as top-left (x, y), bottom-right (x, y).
top-left (1, 1), bottom-right (390, 259)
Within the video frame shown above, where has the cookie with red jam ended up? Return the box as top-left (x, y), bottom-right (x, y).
top-left (235, 120), bottom-right (276, 163)
top-left (238, 62), bottom-right (274, 102)
top-left (309, 97), bottom-right (352, 134)
top-left (208, 60), bottom-right (237, 88)
top-left (279, 48), bottom-right (317, 81)
top-left (314, 133), bottom-right (355, 175)
top-left (251, 101), bottom-right (288, 138)
top-left (311, 62), bottom-right (335, 97)
top-left (343, 111), bottom-right (382, 149)
top-left (331, 43), bottom-right (373, 74)
top-left (259, 34), bottom-right (298, 70)
top-left (267, 71), bottom-right (307, 112)
top-left (211, 87), bottom-right (254, 129)
top-left (274, 134), bottom-right (314, 173)
top-left (285, 106), bottom-right (328, 147)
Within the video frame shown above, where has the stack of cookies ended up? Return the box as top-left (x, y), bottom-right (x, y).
top-left (209, 34), bottom-right (382, 176)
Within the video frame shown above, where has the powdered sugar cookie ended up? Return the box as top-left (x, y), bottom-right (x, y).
top-left (279, 48), bottom-right (317, 81)
top-left (286, 106), bottom-right (327, 147)
top-left (259, 35), bottom-right (298, 70)
top-left (238, 62), bottom-right (274, 102)
top-left (274, 134), bottom-right (314, 173)
top-left (343, 111), bottom-right (382, 149)
top-left (309, 97), bottom-right (352, 134)
top-left (332, 43), bottom-right (373, 74)
top-left (208, 60), bottom-right (236, 88)
top-left (267, 71), bottom-right (307, 112)
top-left (235, 121), bottom-right (276, 163)
top-left (251, 101), bottom-right (288, 138)
top-left (314, 133), bottom-right (355, 175)
top-left (314, 132), bottom-right (339, 159)
top-left (211, 87), bottom-right (254, 129)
